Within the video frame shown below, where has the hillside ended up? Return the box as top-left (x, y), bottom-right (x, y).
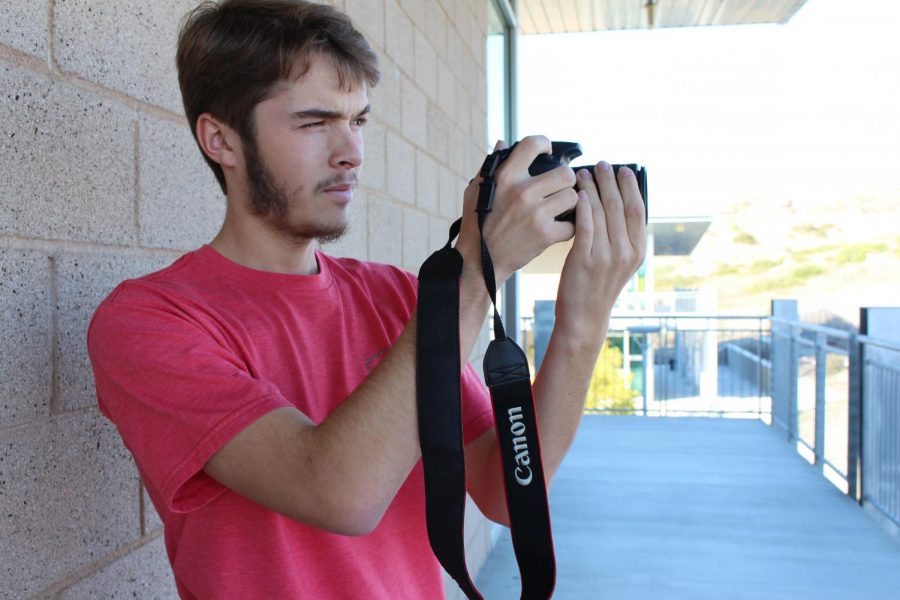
top-left (653, 190), bottom-right (900, 324)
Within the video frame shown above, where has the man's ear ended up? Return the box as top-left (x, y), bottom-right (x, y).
top-left (195, 113), bottom-right (240, 169)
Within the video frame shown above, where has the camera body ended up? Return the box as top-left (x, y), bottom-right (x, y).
top-left (489, 141), bottom-right (648, 223)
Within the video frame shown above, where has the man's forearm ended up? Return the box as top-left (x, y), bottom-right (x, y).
top-left (531, 319), bottom-right (608, 480)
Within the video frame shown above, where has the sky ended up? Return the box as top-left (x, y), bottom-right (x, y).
top-left (516, 0), bottom-right (900, 218)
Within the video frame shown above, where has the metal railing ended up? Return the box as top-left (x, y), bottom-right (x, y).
top-left (859, 334), bottom-right (900, 530)
top-left (525, 310), bottom-right (900, 531)
top-left (586, 315), bottom-right (772, 418)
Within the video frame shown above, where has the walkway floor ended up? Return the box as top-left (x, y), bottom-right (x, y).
top-left (475, 416), bottom-right (900, 599)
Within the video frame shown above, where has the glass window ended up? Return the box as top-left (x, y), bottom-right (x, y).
top-left (486, 1), bottom-right (511, 148)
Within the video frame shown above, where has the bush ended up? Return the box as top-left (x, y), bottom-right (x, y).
top-left (584, 342), bottom-right (639, 413)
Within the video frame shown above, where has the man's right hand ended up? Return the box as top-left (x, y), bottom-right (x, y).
top-left (454, 136), bottom-right (578, 286)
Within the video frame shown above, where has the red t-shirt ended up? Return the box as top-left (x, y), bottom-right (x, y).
top-left (87, 245), bottom-right (494, 599)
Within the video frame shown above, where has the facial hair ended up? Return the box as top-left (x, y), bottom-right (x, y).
top-left (243, 136), bottom-right (350, 244)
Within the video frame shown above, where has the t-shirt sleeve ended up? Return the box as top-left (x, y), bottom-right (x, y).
top-left (461, 363), bottom-right (495, 445)
top-left (87, 284), bottom-right (293, 514)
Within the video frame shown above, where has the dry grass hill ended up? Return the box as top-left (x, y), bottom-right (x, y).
top-left (653, 189), bottom-right (900, 325)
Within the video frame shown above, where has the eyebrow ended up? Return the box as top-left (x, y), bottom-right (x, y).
top-left (290, 105), bottom-right (371, 120)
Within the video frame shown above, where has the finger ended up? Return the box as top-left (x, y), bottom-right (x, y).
top-left (595, 161), bottom-right (626, 248)
top-left (493, 139), bottom-right (507, 151)
top-left (496, 135), bottom-right (551, 179)
top-left (541, 186), bottom-right (579, 225)
top-left (621, 168), bottom-right (647, 257)
top-left (571, 190), bottom-right (594, 257)
top-left (577, 165), bottom-right (607, 249)
top-left (530, 164), bottom-right (576, 199)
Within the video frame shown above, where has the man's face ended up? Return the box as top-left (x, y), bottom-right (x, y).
top-left (243, 55), bottom-right (369, 243)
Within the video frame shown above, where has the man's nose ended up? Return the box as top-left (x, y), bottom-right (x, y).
top-left (333, 127), bottom-right (363, 170)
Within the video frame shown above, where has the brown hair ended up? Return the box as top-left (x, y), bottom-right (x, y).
top-left (176, 0), bottom-right (380, 193)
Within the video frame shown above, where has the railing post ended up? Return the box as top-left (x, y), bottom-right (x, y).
top-left (771, 300), bottom-right (799, 436)
top-left (814, 332), bottom-right (827, 466)
top-left (847, 330), bottom-right (863, 502)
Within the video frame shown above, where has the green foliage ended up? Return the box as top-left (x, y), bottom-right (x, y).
top-left (584, 342), bottom-right (639, 413)
top-left (733, 227), bottom-right (758, 245)
top-left (748, 258), bottom-right (781, 275)
top-left (836, 243), bottom-right (888, 264)
top-left (791, 223), bottom-right (836, 238)
top-left (746, 264), bottom-right (826, 293)
top-left (655, 273), bottom-right (703, 290)
top-left (716, 263), bottom-right (740, 276)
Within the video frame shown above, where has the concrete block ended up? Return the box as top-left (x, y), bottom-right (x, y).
top-left (427, 104), bottom-right (450, 166)
top-left (455, 85), bottom-right (472, 138)
top-left (56, 251), bottom-right (176, 412)
top-left (59, 535), bottom-right (176, 599)
top-left (372, 57), bottom-right (401, 132)
top-left (402, 206), bottom-right (428, 272)
top-left (0, 249), bottom-right (52, 428)
top-left (142, 484), bottom-right (163, 534)
top-left (385, 0), bottom-right (414, 80)
top-left (446, 26), bottom-right (468, 83)
top-left (398, 0), bottom-right (425, 28)
top-left (0, 64), bottom-right (134, 244)
top-left (429, 215), bottom-right (452, 252)
top-left (439, 165), bottom-right (461, 220)
top-left (138, 114), bottom-right (224, 250)
top-left (0, 411), bottom-right (140, 597)
top-left (448, 124), bottom-right (468, 178)
top-left (424, 2), bottom-right (448, 58)
top-left (361, 118), bottom-right (386, 192)
top-left (53, 0), bottom-right (194, 114)
top-left (401, 76), bottom-right (427, 148)
top-left (367, 192), bottom-right (402, 267)
top-left (414, 29), bottom-right (438, 99)
top-left (437, 59), bottom-right (456, 118)
top-left (0, 1), bottom-right (48, 57)
top-left (321, 187), bottom-right (368, 261)
top-left (386, 131), bottom-right (415, 204)
top-left (415, 151), bottom-right (439, 214)
top-left (344, 0), bottom-right (384, 51)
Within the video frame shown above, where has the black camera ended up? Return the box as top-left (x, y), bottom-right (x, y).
top-left (488, 141), bottom-right (648, 223)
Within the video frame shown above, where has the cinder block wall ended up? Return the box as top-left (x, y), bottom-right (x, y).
top-left (0, 1), bottom-right (494, 597)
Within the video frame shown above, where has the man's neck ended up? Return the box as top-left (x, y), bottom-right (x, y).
top-left (210, 204), bottom-right (320, 275)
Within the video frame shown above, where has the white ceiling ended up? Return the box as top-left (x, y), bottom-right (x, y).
top-left (516, 0), bottom-right (810, 34)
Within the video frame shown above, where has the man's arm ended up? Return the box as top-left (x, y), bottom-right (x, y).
top-left (465, 160), bottom-right (646, 525)
top-left (204, 136), bottom-right (578, 535)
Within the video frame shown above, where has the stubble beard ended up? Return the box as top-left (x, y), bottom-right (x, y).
top-left (243, 137), bottom-right (350, 245)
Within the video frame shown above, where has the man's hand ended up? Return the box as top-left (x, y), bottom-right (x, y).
top-left (455, 136), bottom-right (578, 286)
top-left (556, 161), bottom-right (647, 347)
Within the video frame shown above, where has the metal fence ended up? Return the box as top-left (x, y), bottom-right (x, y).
top-left (527, 311), bottom-right (900, 531)
top-left (859, 334), bottom-right (900, 531)
top-left (586, 315), bottom-right (771, 418)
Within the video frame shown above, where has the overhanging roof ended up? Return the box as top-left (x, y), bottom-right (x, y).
top-left (649, 217), bottom-right (710, 255)
top-left (522, 216), bottom-right (710, 275)
top-left (516, 0), bottom-right (809, 34)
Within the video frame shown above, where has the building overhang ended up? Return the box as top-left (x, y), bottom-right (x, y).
top-left (522, 216), bottom-right (710, 274)
top-left (516, 0), bottom-right (809, 34)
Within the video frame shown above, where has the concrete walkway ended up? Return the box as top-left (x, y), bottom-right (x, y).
top-left (475, 416), bottom-right (900, 599)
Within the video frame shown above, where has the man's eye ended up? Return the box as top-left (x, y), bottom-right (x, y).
top-left (354, 117), bottom-right (368, 127)
top-left (300, 121), bottom-right (325, 129)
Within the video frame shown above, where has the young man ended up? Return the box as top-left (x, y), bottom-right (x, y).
top-left (87, 1), bottom-right (646, 598)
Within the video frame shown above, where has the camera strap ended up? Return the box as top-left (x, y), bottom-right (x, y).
top-left (416, 151), bottom-right (556, 600)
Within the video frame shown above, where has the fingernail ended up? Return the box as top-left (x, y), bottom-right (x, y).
top-left (577, 168), bottom-right (591, 180)
top-left (493, 139), bottom-right (504, 151)
top-left (578, 190), bottom-right (588, 201)
top-left (597, 161), bottom-right (611, 172)
top-left (618, 165), bottom-right (632, 177)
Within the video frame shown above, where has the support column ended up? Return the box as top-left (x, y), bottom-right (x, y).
top-left (770, 300), bottom-right (799, 436)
